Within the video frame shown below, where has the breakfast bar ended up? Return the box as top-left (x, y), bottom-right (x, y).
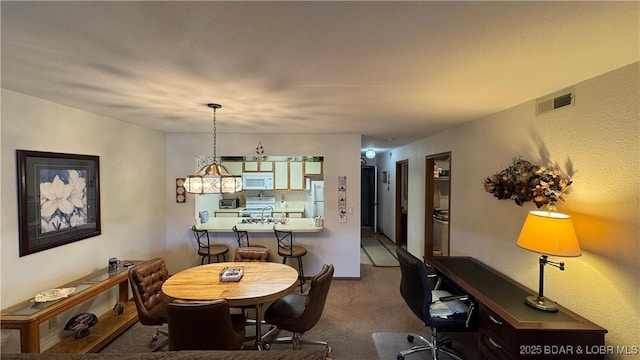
top-left (195, 217), bottom-right (323, 233)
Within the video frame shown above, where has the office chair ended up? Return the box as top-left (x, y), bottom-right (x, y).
top-left (396, 247), bottom-right (474, 360)
top-left (273, 226), bottom-right (307, 292)
top-left (191, 225), bottom-right (230, 264)
top-left (262, 264), bottom-right (334, 351)
top-left (128, 258), bottom-right (171, 351)
top-left (167, 299), bottom-right (246, 351)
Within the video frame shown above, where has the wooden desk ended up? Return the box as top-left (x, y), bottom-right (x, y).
top-left (162, 262), bottom-right (298, 349)
top-left (430, 257), bottom-right (607, 360)
top-left (0, 262), bottom-right (141, 353)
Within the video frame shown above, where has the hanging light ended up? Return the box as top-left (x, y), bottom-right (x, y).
top-left (183, 103), bottom-right (242, 194)
top-left (365, 148), bottom-right (376, 159)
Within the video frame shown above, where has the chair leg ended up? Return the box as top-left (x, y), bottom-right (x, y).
top-left (297, 257), bottom-right (305, 293)
top-left (397, 332), bottom-right (433, 360)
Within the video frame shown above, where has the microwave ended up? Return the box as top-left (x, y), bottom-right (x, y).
top-left (219, 198), bottom-right (238, 209)
top-left (242, 172), bottom-right (274, 190)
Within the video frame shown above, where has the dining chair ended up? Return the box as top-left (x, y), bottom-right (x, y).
top-left (232, 225), bottom-right (270, 261)
top-left (167, 299), bottom-right (246, 351)
top-left (191, 225), bottom-right (230, 264)
top-left (128, 258), bottom-right (171, 351)
top-left (261, 264), bottom-right (334, 351)
top-left (273, 226), bottom-right (307, 293)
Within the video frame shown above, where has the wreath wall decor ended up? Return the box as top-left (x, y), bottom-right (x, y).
top-left (482, 157), bottom-right (572, 211)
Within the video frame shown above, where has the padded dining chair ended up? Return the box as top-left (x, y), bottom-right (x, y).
top-left (262, 264), bottom-right (334, 351)
top-left (191, 225), bottom-right (230, 264)
top-left (396, 247), bottom-right (475, 360)
top-left (167, 299), bottom-right (246, 350)
top-left (273, 226), bottom-right (307, 292)
top-left (128, 258), bottom-right (171, 351)
top-left (232, 225), bottom-right (270, 261)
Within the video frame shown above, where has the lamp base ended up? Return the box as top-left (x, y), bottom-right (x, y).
top-left (524, 295), bottom-right (558, 312)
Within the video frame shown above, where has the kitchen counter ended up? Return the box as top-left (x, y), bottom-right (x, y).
top-left (195, 217), bottom-right (323, 233)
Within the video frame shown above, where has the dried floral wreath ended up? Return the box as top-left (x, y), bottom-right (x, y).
top-left (482, 157), bottom-right (572, 211)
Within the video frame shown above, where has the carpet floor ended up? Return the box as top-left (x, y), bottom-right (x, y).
top-left (100, 232), bottom-right (476, 359)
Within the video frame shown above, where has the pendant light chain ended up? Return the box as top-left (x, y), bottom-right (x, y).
top-left (212, 105), bottom-right (217, 163)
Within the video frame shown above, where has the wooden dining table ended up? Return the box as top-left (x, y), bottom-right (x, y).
top-left (161, 262), bottom-right (299, 349)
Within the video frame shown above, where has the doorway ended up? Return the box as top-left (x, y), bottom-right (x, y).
top-left (424, 152), bottom-right (451, 259)
top-left (394, 160), bottom-right (408, 246)
top-left (361, 166), bottom-right (377, 232)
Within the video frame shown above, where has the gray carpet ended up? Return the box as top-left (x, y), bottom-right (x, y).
top-left (101, 265), bottom-right (428, 359)
top-left (361, 237), bottom-right (399, 267)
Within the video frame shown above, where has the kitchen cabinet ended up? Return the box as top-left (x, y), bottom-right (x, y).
top-left (289, 161), bottom-right (304, 190)
top-left (259, 161), bottom-right (273, 172)
top-left (274, 161), bottom-right (304, 190)
top-left (242, 161), bottom-right (274, 172)
top-left (274, 162), bottom-right (289, 190)
top-left (221, 161), bottom-right (243, 175)
top-left (304, 161), bottom-right (323, 176)
top-left (243, 161), bottom-right (259, 172)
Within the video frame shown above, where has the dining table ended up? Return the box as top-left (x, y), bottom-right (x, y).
top-left (161, 261), bottom-right (299, 349)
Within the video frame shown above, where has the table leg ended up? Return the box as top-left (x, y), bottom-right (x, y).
top-left (254, 303), bottom-right (263, 350)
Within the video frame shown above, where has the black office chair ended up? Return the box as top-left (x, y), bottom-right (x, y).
top-left (191, 225), bottom-right (230, 264)
top-left (396, 247), bottom-right (474, 360)
top-left (273, 226), bottom-right (307, 293)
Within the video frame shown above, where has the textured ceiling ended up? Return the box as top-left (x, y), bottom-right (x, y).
top-left (2, 1), bottom-right (638, 151)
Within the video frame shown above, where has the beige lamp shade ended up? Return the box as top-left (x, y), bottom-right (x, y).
top-left (516, 211), bottom-right (581, 257)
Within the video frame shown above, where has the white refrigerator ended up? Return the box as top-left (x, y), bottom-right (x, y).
top-left (306, 180), bottom-right (324, 218)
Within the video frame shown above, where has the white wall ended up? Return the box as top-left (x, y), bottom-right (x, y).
top-left (165, 133), bottom-right (362, 278)
top-left (1, 90), bottom-right (166, 350)
top-left (378, 62), bottom-right (640, 356)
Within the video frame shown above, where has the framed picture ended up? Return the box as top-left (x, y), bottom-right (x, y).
top-left (382, 171), bottom-right (389, 184)
top-left (17, 150), bottom-right (101, 257)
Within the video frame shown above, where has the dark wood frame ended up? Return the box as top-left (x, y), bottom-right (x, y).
top-left (17, 150), bottom-right (101, 257)
top-left (424, 152), bottom-right (451, 259)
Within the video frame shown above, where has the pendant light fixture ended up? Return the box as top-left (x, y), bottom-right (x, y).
top-left (183, 103), bottom-right (242, 194)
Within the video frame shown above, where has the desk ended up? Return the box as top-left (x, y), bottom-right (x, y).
top-left (430, 257), bottom-right (607, 360)
top-left (161, 262), bottom-right (298, 349)
top-left (0, 262), bottom-right (141, 353)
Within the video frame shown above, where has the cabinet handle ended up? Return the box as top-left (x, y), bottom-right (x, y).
top-left (488, 337), bottom-right (502, 349)
top-left (489, 314), bottom-right (503, 325)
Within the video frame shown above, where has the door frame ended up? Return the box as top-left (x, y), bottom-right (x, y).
top-left (424, 152), bottom-right (451, 259)
top-left (394, 160), bottom-right (408, 246)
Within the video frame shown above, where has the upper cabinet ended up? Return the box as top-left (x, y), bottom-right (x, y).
top-left (274, 162), bottom-right (289, 190)
top-left (244, 160), bottom-right (273, 172)
top-left (304, 161), bottom-right (323, 176)
top-left (221, 161), bottom-right (243, 175)
top-left (289, 161), bottom-right (304, 190)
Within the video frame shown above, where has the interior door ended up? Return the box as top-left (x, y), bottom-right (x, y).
top-left (360, 166), bottom-right (376, 230)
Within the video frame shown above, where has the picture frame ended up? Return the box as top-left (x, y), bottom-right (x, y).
top-left (17, 150), bottom-right (101, 257)
top-left (382, 171), bottom-right (389, 184)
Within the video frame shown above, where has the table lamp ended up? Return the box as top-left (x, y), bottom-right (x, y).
top-left (516, 211), bottom-right (581, 312)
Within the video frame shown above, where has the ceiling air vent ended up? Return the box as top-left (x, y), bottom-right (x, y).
top-left (536, 88), bottom-right (575, 115)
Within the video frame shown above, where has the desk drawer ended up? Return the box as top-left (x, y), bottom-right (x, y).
top-left (479, 306), bottom-right (515, 359)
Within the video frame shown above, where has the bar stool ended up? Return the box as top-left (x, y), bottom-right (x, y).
top-left (191, 226), bottom-right (229, 264)
top-left (273, 226), bottom-right (307, 293)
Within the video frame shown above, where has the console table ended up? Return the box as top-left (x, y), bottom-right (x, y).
top-left (0, 262), bottom-right (141, 353)
top-left (429, 257), bottom-right (607, 360)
